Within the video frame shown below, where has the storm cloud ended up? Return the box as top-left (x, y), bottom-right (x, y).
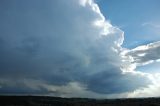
top-left (0, 0), bottom-right (158, 98)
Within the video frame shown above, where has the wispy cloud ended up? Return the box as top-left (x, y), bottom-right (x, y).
top-left (142, 22), bottom-right (160, 28)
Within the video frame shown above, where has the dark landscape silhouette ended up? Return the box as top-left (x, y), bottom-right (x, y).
top-left (1, 96), bottom-right (160, 106)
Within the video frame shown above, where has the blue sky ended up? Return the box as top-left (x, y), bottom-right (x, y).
top-left (97, 0), bottom-right (160, 76)
top-left (98, 0), bottom-right (160, 48)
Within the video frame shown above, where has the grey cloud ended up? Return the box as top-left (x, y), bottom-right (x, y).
top-left (0, 0), bottom-right (152, 98)
top-left (125, 41), bottom-right (160, 66)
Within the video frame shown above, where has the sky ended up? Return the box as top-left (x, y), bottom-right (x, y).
top-left (97, 0), bottom-right (160, 76)
top-left (97, 0), bottom-right (160, 48)
top-left (0, 0), bottom-right (160, 98)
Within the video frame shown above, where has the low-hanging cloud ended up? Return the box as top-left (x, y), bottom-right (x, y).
top-left (0, 0), bottom-right (159, 98)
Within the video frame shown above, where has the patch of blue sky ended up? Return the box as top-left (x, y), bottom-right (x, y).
top-left (97, 0), bottom-right (160, 48)
top-left (137, 61), bottom-right (160, 73)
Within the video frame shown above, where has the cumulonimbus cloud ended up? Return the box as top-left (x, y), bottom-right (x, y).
top-left (0, 0), bottom-right (159, 98)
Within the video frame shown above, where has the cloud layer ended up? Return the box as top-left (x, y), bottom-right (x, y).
top-left (0, 0), bottom-right (159, 98)
top-left (124, 41), bottom-right (160, 66)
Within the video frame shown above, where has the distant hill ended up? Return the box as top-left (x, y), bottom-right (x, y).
top-left (0, 96), bottom-right (160, 106)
